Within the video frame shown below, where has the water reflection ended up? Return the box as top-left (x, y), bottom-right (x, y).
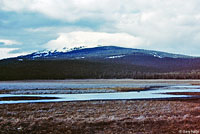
top-left (1, 85), bottom-right (200, 104)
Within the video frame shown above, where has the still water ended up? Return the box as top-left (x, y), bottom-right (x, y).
top-left (0, 82), bottom-right (200, 104)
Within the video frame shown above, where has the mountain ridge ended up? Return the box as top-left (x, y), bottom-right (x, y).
top-left (13, 46), bottom-right (193, 61)
top-left (1, 46), bottom-right (200, 80)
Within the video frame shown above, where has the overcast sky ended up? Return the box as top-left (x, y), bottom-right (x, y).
top-left (1, 0), bottom-right (200, 59)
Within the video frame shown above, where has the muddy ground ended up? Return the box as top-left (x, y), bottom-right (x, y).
top-left (1, 99), bottom-right (200, 134)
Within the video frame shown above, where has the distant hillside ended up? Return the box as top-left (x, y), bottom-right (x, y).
top-left (1, 46), bottom-right (200, 80)
top-left (16, 46), bottom-right (191, 60)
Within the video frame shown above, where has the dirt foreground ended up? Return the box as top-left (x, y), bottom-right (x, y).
top-left (1, 99), bottom-right (200, 134)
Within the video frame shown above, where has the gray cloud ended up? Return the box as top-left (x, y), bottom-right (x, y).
top-left (1, 0), bottom-right (200, 56)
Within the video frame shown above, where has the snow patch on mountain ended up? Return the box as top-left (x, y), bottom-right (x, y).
top-left (30, 46), bottom-right (86, 59)
top-left (55, 46), bottom-right (86, 53)
top-left (75, 57), bottom-right (85, 59)
top-left (18, 59), bottom-right (23, 61)
top-left (106, 55), bottom-right (125, 59)
top-left (15, 45), bottom-right (192, 61)
top-left (150, 52), bottom-right (163, 58)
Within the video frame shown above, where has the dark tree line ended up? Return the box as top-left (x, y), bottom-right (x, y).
top-left (0, 59), bottom-right (200, 80)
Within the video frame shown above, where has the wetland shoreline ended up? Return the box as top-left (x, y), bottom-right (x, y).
top-left (1, 79), bottom-right (200, 133)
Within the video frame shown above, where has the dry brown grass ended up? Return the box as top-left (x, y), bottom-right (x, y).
top-left (0, 96), bottom-right (58, 101)
top-left (191, 83), bottom-right (200, 85)
top-left (68, 87), bottom-right (151, 92)
top-left (109, 87), bottom-right (149, 92)
top-left (165, 92), bottom-right (200, 96)
top-left (0, 90), bottom-right (14, 94)
top-left (0, 87), bottom-right (152, 95)
top-left (0, 99), bottom-right (200, 134)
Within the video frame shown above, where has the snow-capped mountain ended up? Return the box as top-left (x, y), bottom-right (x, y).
top-left (17, 46), bottom-right (86, 60)
top-left (16, 46), bottom-right (191, 61)
top-left (1, 46), bottom-right (200, 80)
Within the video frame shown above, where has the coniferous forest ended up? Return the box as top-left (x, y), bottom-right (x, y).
top-left (1, 59), bottom-right (200, 80)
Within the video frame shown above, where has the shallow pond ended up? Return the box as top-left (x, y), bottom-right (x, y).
top-left (1, 83), bottom-right (200, 104)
